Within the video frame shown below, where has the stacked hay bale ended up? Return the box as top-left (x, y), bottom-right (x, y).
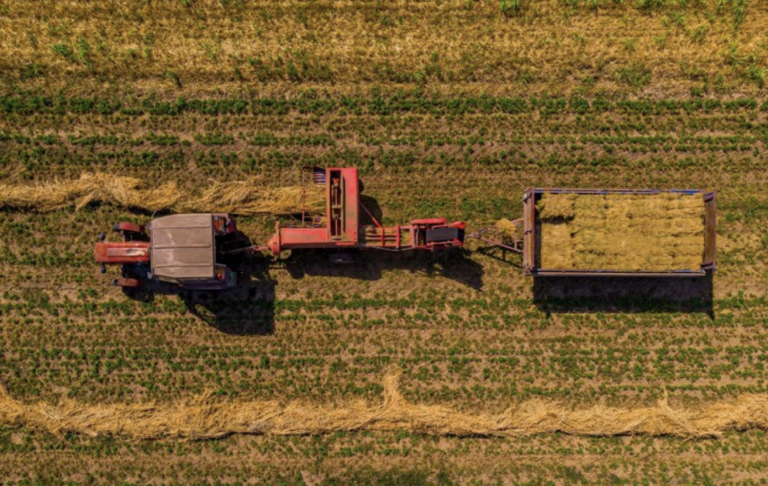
top-left (537, 192), bottom-right (704, 271)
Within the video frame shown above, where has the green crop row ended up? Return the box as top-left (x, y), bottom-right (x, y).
top-left (3, 424), bottom-right (765, 486)
top-left (4, 149), bottom-right (768, 184)
top-left (3, 131), bottom-right (763, 149)
top-left (4, 113), bottom-right (763, 141)
top-left (5, 331), bottom-right (768, 403)
top-left (2, 93), bottom-right (767, 117)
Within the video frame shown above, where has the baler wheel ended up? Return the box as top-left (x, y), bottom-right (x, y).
top-left (329, 252), bottom-right (356, 264)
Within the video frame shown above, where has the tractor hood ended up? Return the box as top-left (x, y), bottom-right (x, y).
top-left (149, 214), bottom-right (215, 281)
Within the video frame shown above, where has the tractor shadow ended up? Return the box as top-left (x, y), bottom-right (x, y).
top-left (117, 190), bottom-right (481, 331)
top-left (532, 273), bottom-right (714, 316)
top-left (178, 260), bottom-right (276, 336)
top-left (121, 233), bottom-right (276, 336)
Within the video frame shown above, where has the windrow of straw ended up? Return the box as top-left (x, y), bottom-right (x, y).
top-left (0, 173), bottom-right (326, 216)
top-left (0, 173), bottom-right (182, 213)
top-left (178, 178), bottom-right (326, 216)
top-left (537, 193), bottom-right (705, 271)
top-left (1, 371), bottom-right (767, 440)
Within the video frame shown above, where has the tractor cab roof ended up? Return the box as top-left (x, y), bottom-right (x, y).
top-left (149, 214), bottom-right (215, 281)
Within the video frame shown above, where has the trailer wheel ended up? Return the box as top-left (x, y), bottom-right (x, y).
top-left (329, 252), bottom-right (356, 264)
top-left (113, 277), bottom-right (141, 288)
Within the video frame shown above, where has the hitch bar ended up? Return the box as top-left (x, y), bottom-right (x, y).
top-left (466, 219), bottom-right (524, 254)
top-left (221, 244), bottom-right (269, 256)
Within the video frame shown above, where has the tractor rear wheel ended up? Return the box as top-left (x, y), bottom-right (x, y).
top-left (113, 222), bottom-right (147, 241)
top-left (113, 222), bottom-right (144, 233)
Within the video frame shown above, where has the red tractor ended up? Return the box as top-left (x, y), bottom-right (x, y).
top-left (96, 167), bottom-right (465, 288)
top-left (95, 213), bottom-right (239, 289)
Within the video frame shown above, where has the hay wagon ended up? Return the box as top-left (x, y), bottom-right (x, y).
top-left (470, 188), bottom-right (716, 277)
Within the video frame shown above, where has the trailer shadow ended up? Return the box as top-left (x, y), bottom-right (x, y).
top-left (283, 247), bottom-right (484, 290)
top-left (533, 274), bottom-right (714, 317)
top-left (471, 244), bottom-right (523, 268)
top-left (359, 194), bottom-right (383, 226)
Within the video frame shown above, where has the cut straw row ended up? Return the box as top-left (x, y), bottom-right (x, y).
top-left (0, 173), bottom-right (325, 216)
top-left (1, 372), bottom-right (767, 440)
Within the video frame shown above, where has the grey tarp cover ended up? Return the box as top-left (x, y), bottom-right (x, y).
top-left (150, 214), bottom-right (215, 280)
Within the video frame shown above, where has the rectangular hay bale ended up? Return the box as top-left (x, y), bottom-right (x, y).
top-left (537, 192), bottom-right (705, 271)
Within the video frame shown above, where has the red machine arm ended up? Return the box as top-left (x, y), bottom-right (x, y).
top-left (265, 167), bottom-right (466, 255)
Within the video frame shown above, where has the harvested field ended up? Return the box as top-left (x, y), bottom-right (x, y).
top-left (2, 0), bottom-right (768, 484)
top-left (537, 193), bottom-right (706, 271)
top-left (2, 0), bottom-right (768, 97)
top-left (2, 103), bottom-right (767, 485)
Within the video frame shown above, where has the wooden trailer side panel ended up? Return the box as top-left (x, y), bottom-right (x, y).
top-left (702, 191), bottom-right (717, 271)
top-left (523, 189), bottom-right (536, 275)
